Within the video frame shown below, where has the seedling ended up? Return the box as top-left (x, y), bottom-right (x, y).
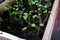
top-left (3, 0), bottom-right (52, 39)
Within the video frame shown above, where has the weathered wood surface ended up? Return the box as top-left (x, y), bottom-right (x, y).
top-left (0, 31), bottom-right (26, 40)
top-left (42, 0), bottom-right (59, 40)
top-left (0, 0), bottom-right (16, 15)
top-left (0, 36), bottom-right (10, 40)
top-left (51, 1), bottom-right (60, 40)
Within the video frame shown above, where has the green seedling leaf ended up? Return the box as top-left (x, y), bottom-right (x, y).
top-left (14, 5), bottom-right (19, 7)
top-left (31, 23), bottom-right (36, 27)
top-left (30, 11), bottom-right (33, 13)
top-left (22, 27), bottom-right (27, 31)
top-left (3, 6), bottom-right (9, 11)
top-left (10, 11), bottom-right (15, 15)
top-left (0, 17), bottom-right (3, 22)
top-left (16, 8), bottom-right (19, 11)
top-left (24, 12), bottom-right (28, 16)
top-left (22, 8), bottom-right (25, 11)
top-left (13, 7), bottom-right (15, 10)
top-left (23, 15), bottom-right (28, 20)
top-left (18, 11), bottom-right (23, 15)
top-left (44, 5), bottom-right (48, 8)
top-left (35, 0), bottom-right (38, 3)
top-left (8, 26), bottom-right (11, 29)
top-left (39, 23), bottom-right (44, 27)
top-left (32, 15), bottom-right (38, 18)
top-left (43, 10), bottom-right (47, 13)
top-left (45, 0), bottom-right (49, 2)
top-left (48, 11), bottom-right (51, 13)
top-left (38, 13), bottom-right (41, 16)
top-left (31, 1), bottom-right (35, 4)
top-left (35, 10), bottom-right (37, 12)
top-left (15, 12), bottom-right (18, 15)
top-left (38, 8), bottom-right (41, 11)
top-left (36, 3), bottom-right (39, 5)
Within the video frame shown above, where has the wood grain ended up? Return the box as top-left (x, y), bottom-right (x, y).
top-left (42, 0), bottom-right (59, 40)
top-left (0, 0), bottom-right (16, 15)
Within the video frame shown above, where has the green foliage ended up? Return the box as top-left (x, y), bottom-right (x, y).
top-left (22, 27), bottom-right (27, 31)
top-left (39, 23), bottom-right (44, 27)
top-left (0, 17), bottom-right (3, 21)
top-left (0, 17), bottom-right (3, 24)
top-left (3, 0), bottom-right (52, 32)
top-left (31, 23), bottom-right (36, 27)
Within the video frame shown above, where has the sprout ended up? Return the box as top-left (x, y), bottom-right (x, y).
top-left (44, 4), bottom-right (48, 8)
top-left (32, 15), bottom-right (38, 18)
top-left (16, 8), bottom-right (19, 11)
top-left (14, 5), bottom-right (19, 7)
top-left (38, 8), bottom-right (41, 11)
top-left (24, 12), bottom-right (28, 16)
top-left (22, 8), bottom-right (25, 11)
top-left (43, 10), bottom-right (47, 13)
top-left (31, 23), bottom-right (36, 27)
top-left (0, 17), bottom-right (3, 22)
top-left (31, 1), bottom-right (35, 5)
top-left (0, 17), bottom-right (3, 24)
top-left (39, 23), bottom-right (44, 27)
top-left (23, 15), bottom-right (28, 20)
top-left (22, 27), bottom-right (27, 31)
top-left (3, 6), bottom-right (10, 11)
top-left (35, 10), bottom-right (37, 12)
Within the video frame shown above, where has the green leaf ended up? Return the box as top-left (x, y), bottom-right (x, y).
top-left (20, 5), bottom-right (23, 7)
top-left (23, 15), bottom-right (28, 20)
top-left (31, 23), bottom-right (36, 27)
top-left (10, 11), bottom-right (15, 15)
top-left (15, 12), bottom-right (18, 15)
top-left (19, 11), bottom-right (23, 15)
top-left (38, 8), bottom-right (41, 11)
top-left (36, 3), bottom-right (39, 6)
top-left (48, 11), bottom-right (51, 13)
top-left (14, 5), bottom-right (19, 7)
top-left (13, 8), bottom-right (15, 10)
top-left (24, 12), bottom-right (28, 16)
top-left (30, 11), bottom-right (33, 13)
top-left (32, 15), bottom-right (38, 18)
top-left (22, 8), bottom-right (25, 11)
top-left (3, 6), bottom-right (9, 11)
top-left (44, 5), bottom-right (48, 8)
top-left (0, 17), bottom-right (3, 22)
top-left (43, 10), bottom-right (47, 13)
top-left (35, 10), bottom-right (37, 12)
top-left (7, 26), bottom-right (11, 29)
top-left (31, 1), bottom-right (35, 4)
top-left (35, 0), bottom-right (38, 3)
top-left (39, 23), bottom-right (44, 26)
top-left (16, 8), bottom-right (19, 11)
top-left (22, 27), bottom-right (27, 31)
top-left (38, 14), bottom-right (41, 16)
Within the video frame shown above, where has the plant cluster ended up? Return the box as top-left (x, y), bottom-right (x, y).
top-left (1, 0), bottom-right (53, 39)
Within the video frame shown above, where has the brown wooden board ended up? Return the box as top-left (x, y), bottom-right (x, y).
top-left (42, 0), bottom-right (59, 40)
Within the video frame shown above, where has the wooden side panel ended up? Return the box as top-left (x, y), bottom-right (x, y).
top-left (0, 36), bottom-right (10, 40)
top-left (0, 0), bottom-right (16, 15)
top-left (51, 1), bottom-right (60, 40)
top-left (42, 0), bottom-right (59, 40)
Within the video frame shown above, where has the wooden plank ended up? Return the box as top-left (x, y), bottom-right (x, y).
top-left (0, 31), bottom-right (26, 40)
top-left (0, 36), bottom-right (10, 40)
top-left (42, 0), bottom-right (59, 40)
top-left (0, 0), bottom-right (16, 15)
